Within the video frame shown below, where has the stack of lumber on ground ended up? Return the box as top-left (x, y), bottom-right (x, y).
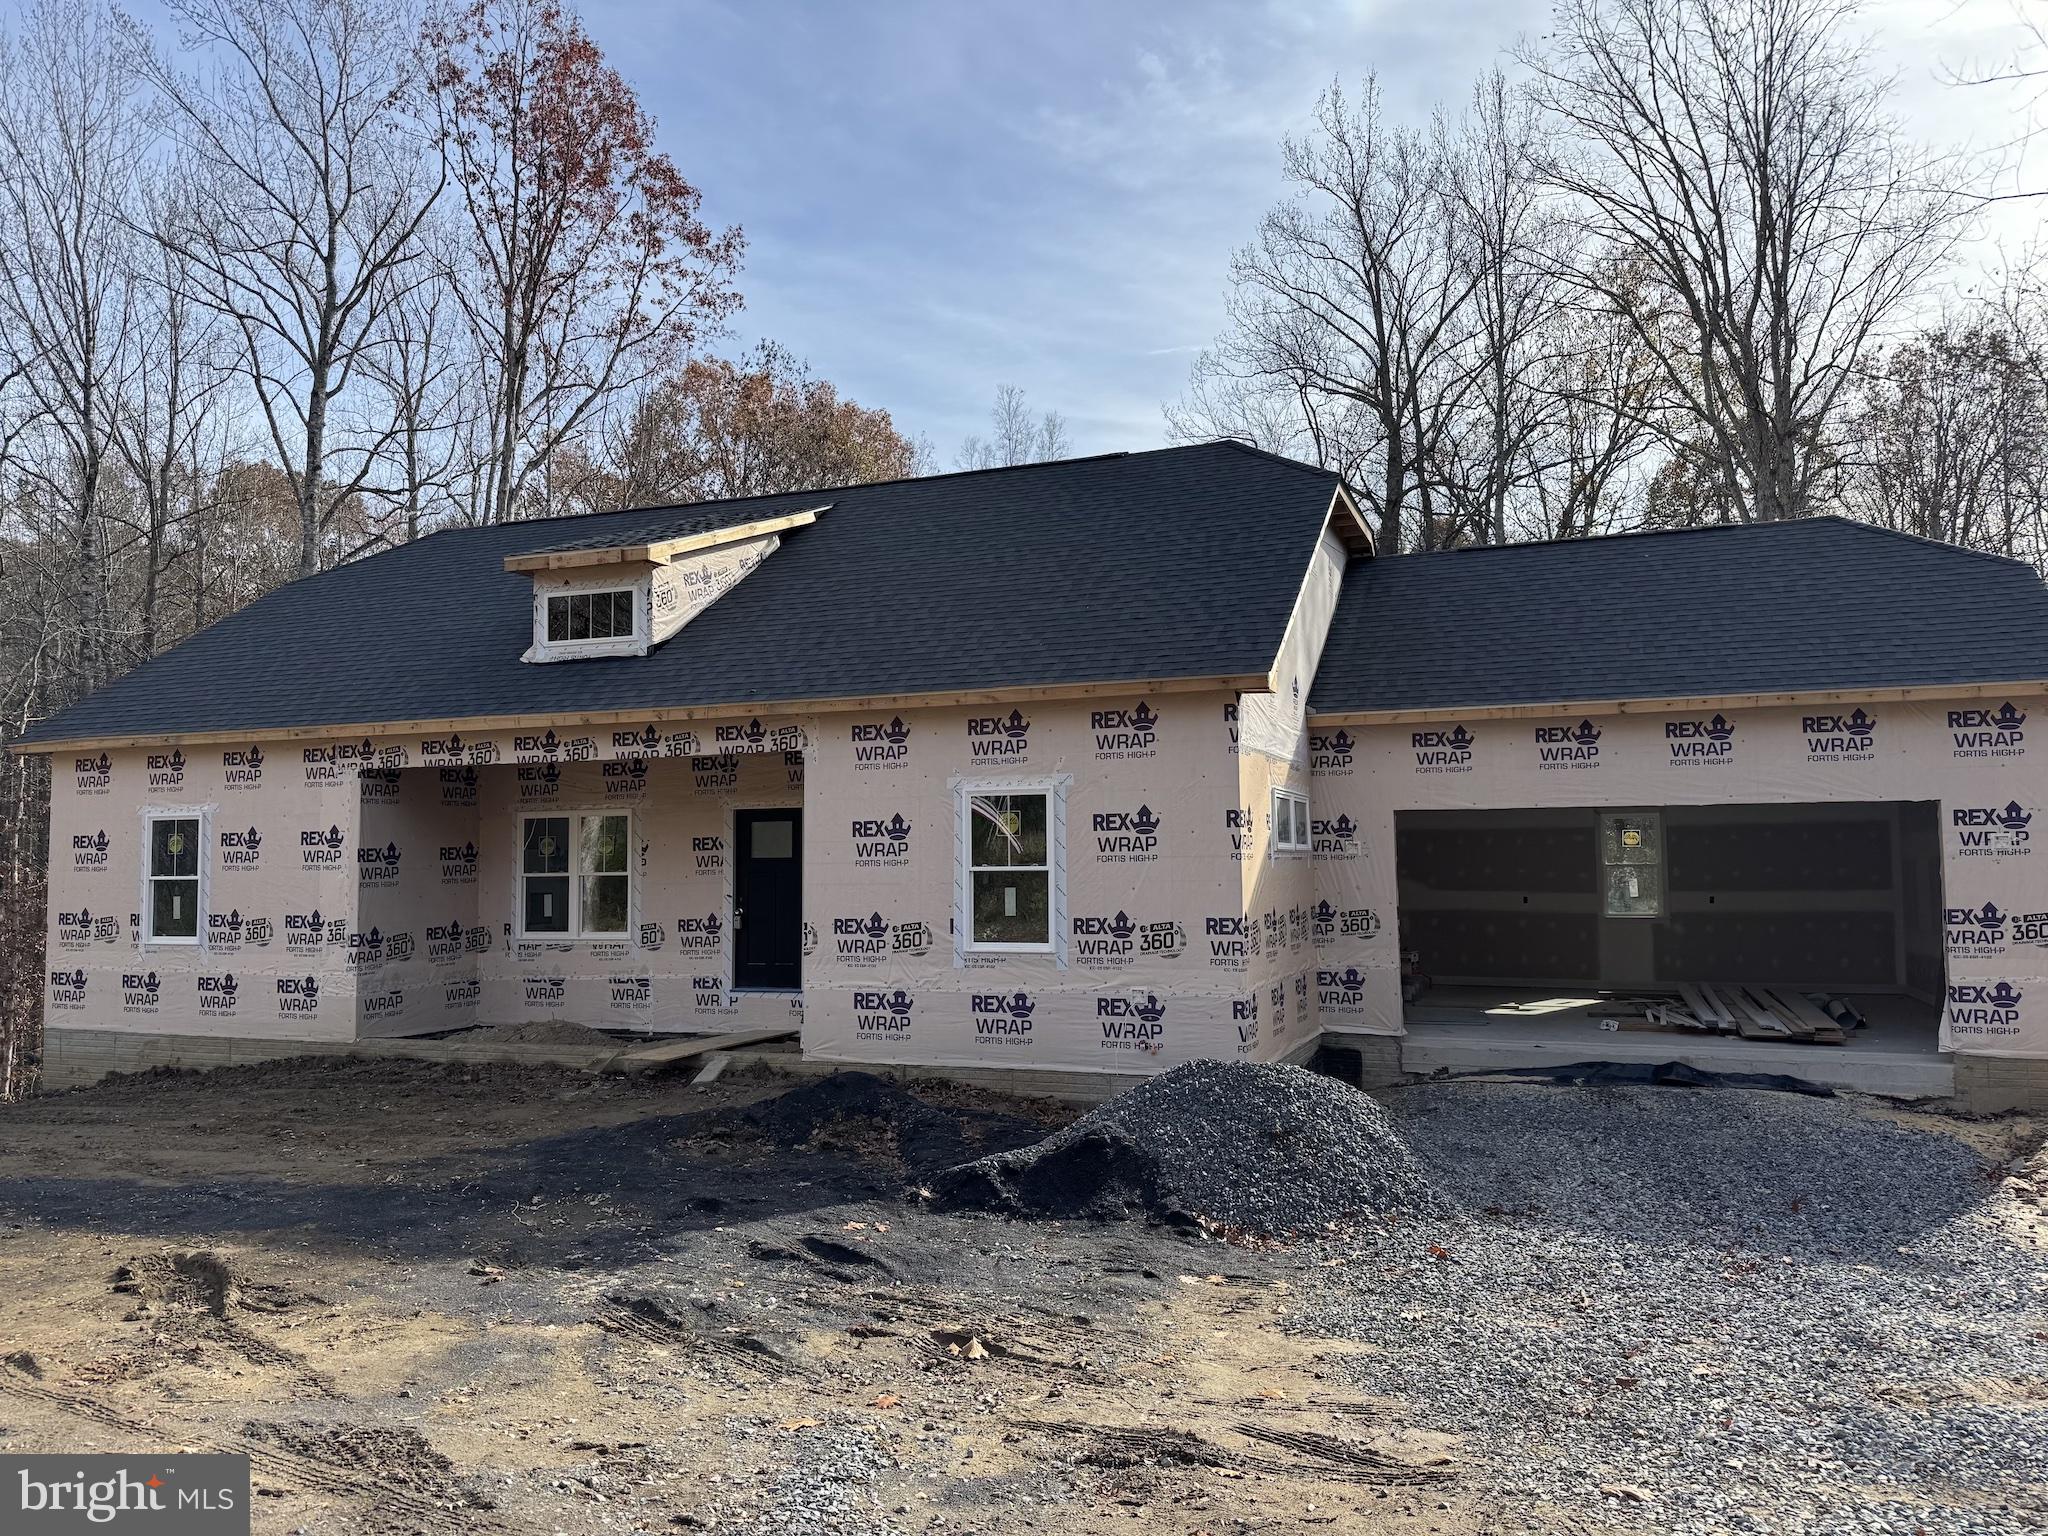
top-left (1660, 983), bottom-right (1845, 1044)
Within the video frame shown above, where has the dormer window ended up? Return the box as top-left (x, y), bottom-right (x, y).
top-left (509, 504), bottom-right (827, 664)
top-left (547, 589), bottom-right (635, 645)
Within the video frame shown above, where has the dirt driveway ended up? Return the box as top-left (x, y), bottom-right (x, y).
top-left (0, 1058), bottom-right (1472, 1536)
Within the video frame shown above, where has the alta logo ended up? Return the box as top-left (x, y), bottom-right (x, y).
top-left (853, 988), bottom-right (915, 1036)
top-left (73, 751), bottom-right (112, 795)
top-left (1311, 814), bottom-right (1359, 858)
top-left (612, 723), bottom-right (697, 757)
top-left (1092, 805), bottom-right (1161, 861)
top-left (1309, 729), bottom-right (1355, 774)
top-left (1534, 719), bottom-right (1602, 768)
top-left (1949, 701), bottom-right (2028, 760)
top-left (967, 709), bottom-right (1031, 758)
top-left (222, 744), bottom-right (265, 787)
top-left (1952, 801), bottom-right (2034, 857)
top-left (71, 829), bottom-right (110, 871)
top-left (357, 840), bottom-right (403, 884)
top-left (55, 908), bottom-right (119, 951)
top-left (972, 991), bottom-right (1035, 1044)
top-left (121, 971), bottom-right (162, 1013)
top-left (1946, 980), bottom-right (2025, 1038)
top-left (49, 967), bottom-right (88, 1009)
top-left (197, 973), bottom-right (239, 1014)
top-left (851, 813), bottom-right (912, 867)
top-left (1312, 900), bottom-right (1382, 944)
top-left (1665, 714), bottom-right (1736, 764)
top-left (439, 841), bottom-right (478, 883)
top-left (145, 748), bottom-right (187, 791)
top-left (1411, 724), bottom-right (1475, 772)
top-left (691, 754), bottom-right (739, 792)
top-left (828, 913), bottom-right (933, 965)
top-left (1317, 966), bottom-right (1370, 1014)
top-left (1096, 994), bottom-right (1165, 1051)
top-left (1090, 701), bottom-right (1160, 759)
top-left (284, 910), bottom-right (336, 953)
top-left (1072, 911), bottom-right (1185, 966)
top-left (851, 715), bottom-right (911, 768)
top-left (1801, 708), bottom-right (1878, 762)
top-left (279, 971), bottom-right (338, 1018)
top-left (676, 912), bottom-right (725, 953)
top-left (713, 717), bottom-right (770, 748)
top-left (300, 825), bottom-right (346, 868)
top-left (219, 826), bottom-right (263, 870)
top-left (1947, 900), bottom-right (2048, 954)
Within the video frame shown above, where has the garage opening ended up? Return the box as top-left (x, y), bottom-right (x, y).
top-left (1394, 802), bottom-right (1947, 1090)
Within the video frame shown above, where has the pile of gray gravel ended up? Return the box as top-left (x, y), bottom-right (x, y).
top-left (930, 1059), bottom-right (1447, 1237)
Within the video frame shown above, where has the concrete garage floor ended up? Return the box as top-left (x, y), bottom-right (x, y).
top-left (1394, 986), bottom-right (1952, 1098)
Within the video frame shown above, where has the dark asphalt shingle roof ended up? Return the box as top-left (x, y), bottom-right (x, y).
top-left (23, 442), bottom-right (1345, 744)
top-left (1309, 516), bottom-right (2048, 715)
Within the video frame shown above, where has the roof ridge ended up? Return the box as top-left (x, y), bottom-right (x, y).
top-left (1389, 513), bottom-right (2040, 570)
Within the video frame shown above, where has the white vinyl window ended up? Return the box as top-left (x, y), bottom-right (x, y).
top-left (1272, 787), bottom-right (1309, 855)
top-left (520, 812), bottom-right (631, 937)
top-left (959, 783), bottom-right (1062, 953)
top-left (146, 813), bottom-right (202, 942)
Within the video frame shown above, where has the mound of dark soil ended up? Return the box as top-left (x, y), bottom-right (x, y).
top-left (699, 1072), bottom-right (1046, 1174)
top-left (930, 1060), bottom-right (1448, 1238)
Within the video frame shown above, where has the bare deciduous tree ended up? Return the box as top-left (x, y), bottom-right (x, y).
top-left (133, 0), bottom-right (445, 576)
top-left (1523, 0), bottom-right (1970, 522)
top-left (957, 384), bottom-right (1070, 469)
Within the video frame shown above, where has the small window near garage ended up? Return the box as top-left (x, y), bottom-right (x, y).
top-left (962, 788), bottom-right (1055, 951)
top-left (1273, 787), bottom-right (1310, 854)
top-left (521, 812), bottom-right (633, 938)
top-left (546, 589), bottom-right (634, 644)
top-left (147, 814), bottom-right (201, 942)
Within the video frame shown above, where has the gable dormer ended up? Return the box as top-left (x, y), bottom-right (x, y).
top-left (505, 505), bottom-right (826, 663)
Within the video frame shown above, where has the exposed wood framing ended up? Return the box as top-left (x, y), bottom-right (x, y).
top-left (12, 671), bottom-right (1272, 755)
top-left (502, 507), bottom-right (826, 573)
top-left (1308, 679), bottom-right (2048, 727)
top-left (1326, 485), bottom-right (1376, 558)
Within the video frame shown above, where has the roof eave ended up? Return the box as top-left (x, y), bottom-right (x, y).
top-left (1307, 677), bottom-right (2048, 726)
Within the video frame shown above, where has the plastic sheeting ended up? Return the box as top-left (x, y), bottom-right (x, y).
top-left (1306, 696), bottom-right (2048, 1057)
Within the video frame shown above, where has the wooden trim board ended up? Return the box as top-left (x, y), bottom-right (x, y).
top-left (502, 508), bottom-right (826, 573)
top-left (1309, 679), bottom-right (2047, 727)
top-left (12, 671), bottom-right (1272, 755)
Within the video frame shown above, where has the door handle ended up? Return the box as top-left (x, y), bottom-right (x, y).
top-left (733, 904), bottom-right (743, 931)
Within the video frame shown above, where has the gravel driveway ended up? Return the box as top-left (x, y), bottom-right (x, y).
top-left (1299, 1082), bottom-right (2048, 1536)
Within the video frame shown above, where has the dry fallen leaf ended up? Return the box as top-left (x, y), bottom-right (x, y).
top-left (780, 1417), bottom-right (820, 1432)
top-left (871, 1392), bottom-right (901, 1410)
top-left (843, 1221), bottom-right (868, 1230)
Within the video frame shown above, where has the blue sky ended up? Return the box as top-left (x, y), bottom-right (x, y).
top-left (587, 0), bottom-right (2044, 460)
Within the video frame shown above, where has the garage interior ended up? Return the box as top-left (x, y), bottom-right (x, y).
top-left (1394, 801), bottom-right (1951, 1095)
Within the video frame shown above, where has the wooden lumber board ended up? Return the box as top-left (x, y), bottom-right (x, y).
top-left (1688, 983), bottom-right (1741, 1033)
top-left (607, 1027), bottom-right (796, 1073)
top-left (1758, 989), bottom-right (1847, 1045)
top-left (1717, 984), bottom-right (1793, 1036)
